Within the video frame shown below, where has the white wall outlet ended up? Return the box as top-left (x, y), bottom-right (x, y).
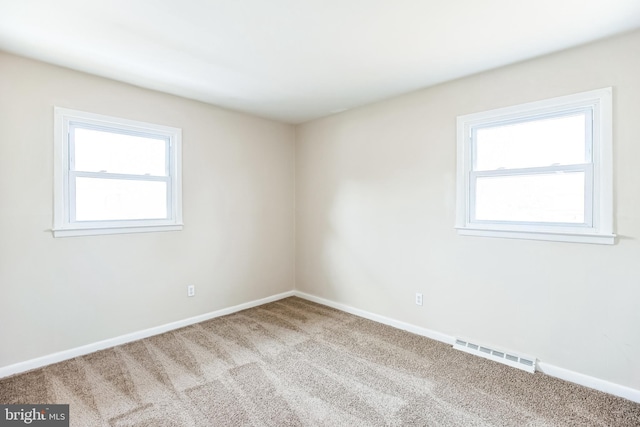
top-left (187, 285), bottom-right (195, 297)
top-left (415, 292), bottom-right (423, 306)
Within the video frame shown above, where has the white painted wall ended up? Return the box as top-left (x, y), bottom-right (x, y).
top-left (296, 30), bottom-right (640, 390)
top-left (0, 52), bottom-right (295, 368)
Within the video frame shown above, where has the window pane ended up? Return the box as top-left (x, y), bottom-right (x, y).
top-left (474, 172), bottom-right (585, 223)
top-left (75, 177), bottom-right (167, 221)
top-left (73, 128), bottom-right (167, 176)
top-left (475, 113), bottom-right (587, 171)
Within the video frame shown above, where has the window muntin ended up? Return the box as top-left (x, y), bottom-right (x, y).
top-left (54, 108), bottom-right (183, 237)
top-left (455, 88), bottom-right (613, 244)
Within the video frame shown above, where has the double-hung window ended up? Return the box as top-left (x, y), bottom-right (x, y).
top-left (53, 108), bottom-right (183, 237)
top-left (455, 88), bottom-right (614, 244)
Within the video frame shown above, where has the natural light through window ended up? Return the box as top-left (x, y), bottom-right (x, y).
top-left (54, 108), bottom-right (182, 237)
top-left (72, 128), bottom-right (169, 221)
top-left (472, 113), bottom-right (589, 225)
top-left (74, 128), bottom-right (167, 176)
top-left (75, 178), bottom-right (168, 221)
top-left (455, 88), bottom-right (614, 244)
top-left (474, 172), bottom-right (585, 223)
top-left (474, 114), bottom-right (586, 171)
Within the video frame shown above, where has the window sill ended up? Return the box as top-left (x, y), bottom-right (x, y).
top-left (455, 227), bottom-right (615, 245)
top-left (52, 224), bottom-right (183, 238)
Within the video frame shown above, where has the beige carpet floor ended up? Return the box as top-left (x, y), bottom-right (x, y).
top-left (0, 297), bottom-right (639, 426)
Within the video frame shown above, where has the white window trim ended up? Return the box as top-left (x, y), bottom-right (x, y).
top-left (53, 107), bottom-right (183, 237)
top-left (455, 88), bottom-right (614, 244)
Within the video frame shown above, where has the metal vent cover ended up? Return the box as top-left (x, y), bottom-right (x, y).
top-left (454, 338), bottom-right (536, 373)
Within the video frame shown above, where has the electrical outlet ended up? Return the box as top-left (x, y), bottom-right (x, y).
top-left (187, 285), bottom-right (195, 297)
top-left (415, 293), bottom-right (423, 306)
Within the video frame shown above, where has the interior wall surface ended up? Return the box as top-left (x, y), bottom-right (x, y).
top-left (0, 52), bottom-right (296, 368)
top-left (295, 30), bottom-right (640, 390)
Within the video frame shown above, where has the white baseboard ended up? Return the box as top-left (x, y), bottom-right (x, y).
top-left (537, 362), bottom-right (640, 403)
top-left (0, 290), bottom-right (294, 379)
top-left (293, 291), bottom-right (455, 345)
top-left (293, 291), bottom-right (640, 403)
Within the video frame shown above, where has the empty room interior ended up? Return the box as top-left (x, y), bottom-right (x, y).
top-left (1, 1), bottom-right (640, 425)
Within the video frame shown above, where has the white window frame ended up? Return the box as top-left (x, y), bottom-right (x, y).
top-left (455, 88), bottom-right (614, 244)
top-left (53, 107), bottom-right (183, 237)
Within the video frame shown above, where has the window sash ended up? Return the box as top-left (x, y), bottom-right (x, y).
top-left (468, 164), bottom-right (594, 227)
top-left (68, 172), bottom-right (173, 223)
top-left (67, 124), bottom-right (174, 224)
top-left (470, 107), bottom-right (594, 171)
top-left (69, 122), bottom-right (171, 176)
top-left (466, 108), bottom-right (595, 228)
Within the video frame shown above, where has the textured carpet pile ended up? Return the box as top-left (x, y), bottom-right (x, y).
top-left (0, 297), bottom-right (638, 426)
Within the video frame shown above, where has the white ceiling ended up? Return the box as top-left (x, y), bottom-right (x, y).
top-left (1, 1), bottom-right (639, 124)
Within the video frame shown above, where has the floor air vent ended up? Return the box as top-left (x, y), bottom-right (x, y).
top-left (454, 338), bottom-right (536, 373)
